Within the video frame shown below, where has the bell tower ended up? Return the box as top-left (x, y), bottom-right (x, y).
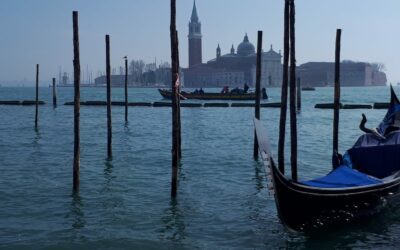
top-left (216, 44), bottom-right (221, 58)
top-left (188, 0), bottom-right (202, 68)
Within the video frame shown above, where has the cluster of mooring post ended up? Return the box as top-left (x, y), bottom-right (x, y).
top-left (332, 29), bottom-right (342, 169)
top-left (106, 35), bottom-right (112, 159)
top-left (296, 78), bottom-right (301, 112)
top-left (253, 30), bottom-right (263, 159)
top-left (35, 64), bottom-right (39, 128)
top-left (170, 0), bottom-right (182, 197)
top-left (278, 0), bottom-right (290, 175)
top-left (52, 78), bottom-right (57, 107)
top-left (72, 11), bottom-right (81, 193)
top-left (124, 56), bottom-right (128, 123)
top-left (278, 0), bottom-right (298, 181)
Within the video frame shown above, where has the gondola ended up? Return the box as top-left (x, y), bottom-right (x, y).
top-left (301, 86), bottom-right (316, 91)
top-left (254, 87), bottom-right (400, 231)
top-left (158, 88), bottom-right (268, 101)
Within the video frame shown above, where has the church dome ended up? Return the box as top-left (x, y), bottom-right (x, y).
top-left (237, 33), bottom-right (255, 56)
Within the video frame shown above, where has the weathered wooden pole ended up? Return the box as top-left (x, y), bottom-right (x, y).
top-left (253, 30), bottom-right (263, 159)
top-left (289, 0), bottom-right (298, 182)
top-left (278, 0), bottom-right (290, 174)
top-left (124, 56), bottom-right (128, 122)
top-left (170, 0), bottom-right (179, 197)
top-left (35, 64), bottom-right (39, 128)
top-left (52, 77), bottom-right (57, 107)
top-left (296, 77), bottom-right (301, 112)
top-left (333, 29), bottom-right (341, 168)
top-left (176, 30), bottom-right (182, 159)
top-left (72, 11), bottom-right (80, 192)
top-left (106, 35), bottom-right (112, 159)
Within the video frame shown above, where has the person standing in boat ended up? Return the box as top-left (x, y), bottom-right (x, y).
top-left (244, 83), bottom-right (249, 93)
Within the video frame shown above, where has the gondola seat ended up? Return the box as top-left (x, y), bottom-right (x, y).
top-left (300, 165), bottom-right (382, 188)
top-left (348, 144), bottom-right (400, 179)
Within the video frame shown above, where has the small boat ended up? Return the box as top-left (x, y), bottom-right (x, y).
top-left (254, 86), bottom-right (400, 231)
top-left (158, 88), bottom-right (268, 101)
top-left (301, 86), bottom-right (315, 91)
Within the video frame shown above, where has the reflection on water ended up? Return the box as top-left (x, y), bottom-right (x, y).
top-left (68, 194), bottom-right (86, 230)
top-left (124, 120), bottom-right (129, 130)
top-left (159, 199), bottom-right (186, 242)
top-left (253, 161), bottom-right (264, 192)
top-left (104, 158), bottom-right (114, 179)
top-left (284, 204), bottom-right (400, 249)
top-left (33, 126), bottom-right (41, 144)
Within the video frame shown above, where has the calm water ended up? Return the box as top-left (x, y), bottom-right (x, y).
top-left (1, 86), bottom-right (400, 249)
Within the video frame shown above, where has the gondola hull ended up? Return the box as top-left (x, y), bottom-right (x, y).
top-left (158, 89), bottom-right (265, 101)
top-left (254, 117), bottom-right (400, 231)
top-left (269, 162), bottom-right (400, 231)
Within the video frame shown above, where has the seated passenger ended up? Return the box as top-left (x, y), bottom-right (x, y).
top-left (231, 87), bottom-right (240, 94)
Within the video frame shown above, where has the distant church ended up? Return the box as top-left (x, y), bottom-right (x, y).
top-left (183, 1), bottom-right (283, 88)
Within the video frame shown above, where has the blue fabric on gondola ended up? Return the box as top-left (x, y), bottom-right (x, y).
top-left (342, 152), bottom-right (353, 168)
top-left (378, 104), bottom-right (400, 136)
top-left (348, 144), bottom-right (400, 178)
top-left (301, 165), bottom-right (382, 188)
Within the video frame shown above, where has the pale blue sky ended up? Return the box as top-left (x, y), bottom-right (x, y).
top-left (0, 0), bottom-right (399, 85)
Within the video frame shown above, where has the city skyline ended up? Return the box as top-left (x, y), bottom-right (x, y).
top-left (1, 0), bottom-right (399, 85)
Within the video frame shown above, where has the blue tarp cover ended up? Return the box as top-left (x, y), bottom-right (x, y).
top-left (349, 144), bottom-right (400, 179)
top-left (301, 165), bottom-right (382, 188)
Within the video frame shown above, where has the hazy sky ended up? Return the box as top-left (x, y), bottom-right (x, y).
top-left (1, 0), bottom-right (399, 85)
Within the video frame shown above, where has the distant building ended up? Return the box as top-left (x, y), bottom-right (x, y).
top-left (182, 1), bottom-right (283, 88)
top-left (297, 61), bottom-right (387, 87)
top-left (188, 0), bottom-right (202, 68)
top-left (94, 65), bottom-right (172, 87)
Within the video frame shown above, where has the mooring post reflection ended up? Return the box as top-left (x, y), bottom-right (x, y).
top-left (160, 199), bottom-right (186, 242)
top-left (104, 158), bottom-right (115, 187)
top-left (254, 161), bottom-right (264, 192)
top-left (69, 193), bottom-right (86, 230)
top-left (33, 126), bottom-right (41, 143)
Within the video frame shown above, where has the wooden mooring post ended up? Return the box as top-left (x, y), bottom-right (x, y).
top-left (35, 64), bottom-right (39, 128)
top-left (289, 0), bottom-right (298, 182)
top-left (52, 77), bottom-right (57, 107)
top-left (176, 30), bottom-right (182, 159)
top-left (106, 35), bottom-right (112, 159)
top-left (124, 56), bottom-right (128, 123)
top-left (296, 78), bottom-right (301, 112)
top-left (170, 0), bottom-right (180, 198)
top-left (278, 0), bottom-right (290, 174)
top-left (333, 29), bottom-right (341, 169)
top-left (72, 11), bottom-right (81, 192)
top-left (253, 30), bottom-right (263, 159)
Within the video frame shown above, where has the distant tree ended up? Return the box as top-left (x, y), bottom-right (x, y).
top-left (143, 71), bottom-right (156, 84)
top-left (144, 63), bottom-right (157, 72)
top-left (158, 62), bottom-right (171, 69)
top-left (129, 59), bottom-right (145, 82)
top-left (371, 62), bottom-right (386, 72)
